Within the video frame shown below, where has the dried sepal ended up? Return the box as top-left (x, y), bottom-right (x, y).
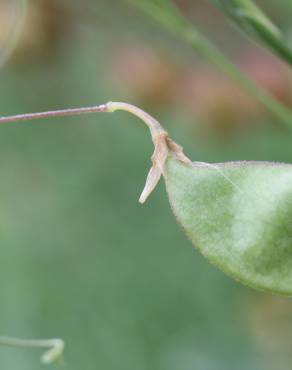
top-left (139, 133), bottom-right (169, 203)
top-left (166, 137), bottom-right (192, 165)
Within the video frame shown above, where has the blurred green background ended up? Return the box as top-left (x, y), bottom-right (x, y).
top-left (1, 1), bottom-right (292, 369)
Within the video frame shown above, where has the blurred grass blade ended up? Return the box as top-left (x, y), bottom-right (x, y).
top-left (0, 0), bottom-right (27, 68)
top-left (210, 0), bottom-right (292, 66)
top-left (126, 0), bottom-right (292, 129)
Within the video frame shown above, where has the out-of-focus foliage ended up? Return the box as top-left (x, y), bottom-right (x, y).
top-left (0, 1), bottom-right (292, 370)
top-left (210, 0), bottom-right (292, 65)
top-left (128, 0), bottom-right (292, 130)
top-left (0, 0), bottom-right (27, 67)
top-left (0, 0), bottom-right (70, 64)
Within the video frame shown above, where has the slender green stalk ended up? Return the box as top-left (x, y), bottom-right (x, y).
top-left (0, 336), bottom-right (64, 364)
top-left (127, 0), bottom-right (292, 129)
top-left (210, 0), bottom-right (292, 66)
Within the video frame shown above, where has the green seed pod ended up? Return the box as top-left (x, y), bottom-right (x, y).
top-left (1, 101), bottom-right (292, 296)
top-left (165, 158), bottom-right (292, 295)
top-left (106, 102), bottom-right (292, 296)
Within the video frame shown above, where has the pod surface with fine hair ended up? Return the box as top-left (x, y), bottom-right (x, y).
top-left (165, 157), bottom-right (292, 295)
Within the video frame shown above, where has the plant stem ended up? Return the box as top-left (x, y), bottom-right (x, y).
top-left (128, 0), bottom-right (292, 129)
top-left (0, 104), bottom-right (108, 124)
top-left (0, 101), bottom-right (168, 135)
top-left (0, 101), bottom-right (183, 203)
top-left (209, 0), bottom-right (292, 66)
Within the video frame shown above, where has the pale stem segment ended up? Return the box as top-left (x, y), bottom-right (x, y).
top-left (0, 101), bottom-right (191, 202)
top-left (106, 102), bottom-right (170, 203)
top-left (0, 336), bottom-right (64, 364)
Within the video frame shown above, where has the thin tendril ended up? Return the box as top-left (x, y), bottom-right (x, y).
top-left (0, 336), bottom-right (64, 364)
